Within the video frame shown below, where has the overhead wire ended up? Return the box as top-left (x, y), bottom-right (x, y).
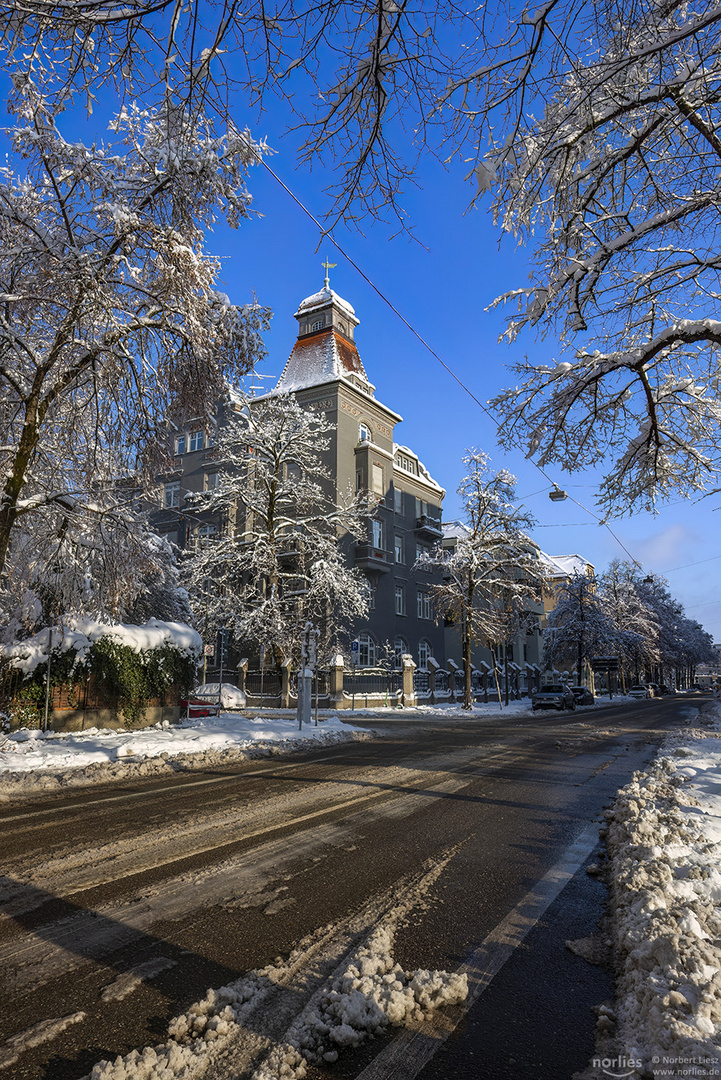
top-left (254, 153), bottom-right (645, 570)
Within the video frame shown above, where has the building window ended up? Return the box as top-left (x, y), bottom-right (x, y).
top-left (416, 542), bottom-right (433, 566)
top-left (358, 632), bottom-right (376, 668)
top-left (393, 636), bottom-right (408, 667)
top-left (418, 639), bottom-right (432, 670)
top-left (371, 518), bottom-right (384, 549)
top-left (194, 523), bottom-right (217, 549)
top-left (395, 452), bottom-right (417, 475)
top-left (205, 471), bottom-right (219, 490)
top-left (189, 430), bottom-right (204, 452)
top-left (394, 534), bottom-right (404, 563)
top-left (286, 461), bottom-right (302, 481)
top-left (417, 590), bottom-right (431, 620)
top-left (174, 434), bottom-right (186, 456)
top-left (356, 469), bottom-right (364, 492)
top-left (394, 487), bottom-right (403, 514)
top-left (359, 423), bottom-right (371, 443)
top-left (311, 318), bottom-right (323, 331)
top-left (364, 578), bottom-right (376, 611)
top-left (206, 428), bottom-right (215, 447)
top-left (395, 584), bottom-right (406, 616)
top-left (163, 481), bottom-right (180, 509)
top-left (371, 463), bottom-right (384, 495)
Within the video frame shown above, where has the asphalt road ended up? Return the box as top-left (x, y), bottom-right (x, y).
top-left (0, 696), bottom-right (701, 1080)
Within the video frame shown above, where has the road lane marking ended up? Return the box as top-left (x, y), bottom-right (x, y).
top-left (353, 822), bottom-right (600, 1080)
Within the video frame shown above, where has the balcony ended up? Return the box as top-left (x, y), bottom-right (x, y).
top-left (415, 514), bottom-right (443, 539)
top-left (354, 544), bottom-right (391, 573)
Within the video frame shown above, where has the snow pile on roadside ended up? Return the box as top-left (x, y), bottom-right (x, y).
top-left (85, 922), bottom-right (467, 1080)
top-left (598, 703), bottom-right (721, 1077)
top-left (0, 714), bottom-right (371, 799)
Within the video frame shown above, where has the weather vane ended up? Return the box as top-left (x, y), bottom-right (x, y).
top-left (322, 256), bottom-right (337, 289)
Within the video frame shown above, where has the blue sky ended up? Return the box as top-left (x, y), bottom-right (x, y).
top-left (204, 125), bottom-right (721, 643)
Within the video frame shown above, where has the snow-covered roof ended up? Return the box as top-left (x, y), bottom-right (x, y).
top-left (393, 443), bottom-right (445, 495)
top-left (274, 328), bottom-right (373, 395)
top-left (442, 519), bottom-right (471, 540)
top-left (294, 286), bottom-right (357, 322)
top-left (539, 552), bottom-right (594, 578)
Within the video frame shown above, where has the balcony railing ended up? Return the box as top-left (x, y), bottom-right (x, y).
top-left (354, 544), bottom-right (391, 573)
top-left (415, 514), bottom-right (443, 539)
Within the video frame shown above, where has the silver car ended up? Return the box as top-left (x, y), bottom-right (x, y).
top-left (532, 684), bottom-right (576, 711)
top-left (628, 684), bottom-right (652, 699)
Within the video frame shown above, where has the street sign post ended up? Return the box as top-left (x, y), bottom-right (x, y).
top-left (591, 656), bottom-right (620, 699)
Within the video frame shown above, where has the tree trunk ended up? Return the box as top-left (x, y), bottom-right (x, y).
top-left (463, 622), bottom-right (472, 709)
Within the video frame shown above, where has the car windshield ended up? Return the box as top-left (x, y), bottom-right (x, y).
top-left (540, 685), bottom-right (564, 693)
top-left (630, 686), bottom-right (646, 691)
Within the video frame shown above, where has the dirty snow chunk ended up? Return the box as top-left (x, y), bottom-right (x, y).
top-left (257, 925), bottom-right (468, 1075)
top-left (101, 958), bottom-right (176, 1003)
top-left (0, 1012), bottom-right (86, 1069)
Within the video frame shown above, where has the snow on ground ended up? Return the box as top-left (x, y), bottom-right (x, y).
top-left (585, 700), bottom-right (721, 1078)
top-left (0, 713), bottom-right (372, 799)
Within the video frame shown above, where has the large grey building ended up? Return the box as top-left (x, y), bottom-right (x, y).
top-left (154, 276), bottom-right (447, 670)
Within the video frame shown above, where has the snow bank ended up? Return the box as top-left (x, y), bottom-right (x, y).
top-left (591, 702), bottom-right (721, 1077)
top-left (0, 714), bottom-right (371, 799)
top-left (1, 618), bottom-right (202, 675)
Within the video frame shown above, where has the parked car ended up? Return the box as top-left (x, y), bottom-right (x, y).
top-left (646, 683), bottom-right (661, 697)
top-left (658, 684), bottom-right (675, 695)
top-left (185, 683), bottom-right (247, 712)
top-left (532, 684), bottom-right (576, 712)
top-left (569, 685), bottom-right (595, 706)
top-left (628, 684), bottom-right (652, 699)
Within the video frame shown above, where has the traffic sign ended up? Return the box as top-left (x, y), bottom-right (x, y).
top-left (351, 640), bottom-right (359, 653)
top-left (204, 644), bottom-right (214, 656)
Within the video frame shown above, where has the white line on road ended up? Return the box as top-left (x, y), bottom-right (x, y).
top-left (353, 822), bottom-right (600, 1080)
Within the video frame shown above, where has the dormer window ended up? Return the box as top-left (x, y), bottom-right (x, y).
top-left (311, 318), bottom-right (323, 331)
top-left (359, 423), bottom-right (371, 443)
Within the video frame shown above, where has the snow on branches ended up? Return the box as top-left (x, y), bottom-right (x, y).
top-left (0, 98), bottom-right (270, 628)
top-left (183, 391), bottom-right (369, 665)
top-left (472, 0), bottom-right (721, 511)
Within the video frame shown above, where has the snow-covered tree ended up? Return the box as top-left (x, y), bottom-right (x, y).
top-left (544, 572), bottom-right (621, 685)
top-left (597, 561), bottom-right (660, 692)
top-left (422, 451), bottom-right (544, 709)
top-left (474, 0), bottom-right (721, 512)
top-left (184, 391), bottom-right (369, 666)
top-left (637, 573), bottom-right (716, 686)
top-left (0, 95), bottom-right (270, 632)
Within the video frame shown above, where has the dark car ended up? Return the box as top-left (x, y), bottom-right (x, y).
top-left (569, 685), bottom-right (595, 706)
top-left (531, 684), bottom-right (576, 711)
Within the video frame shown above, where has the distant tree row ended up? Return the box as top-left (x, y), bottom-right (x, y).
top-left (545, 564), bottom-right (716, 690)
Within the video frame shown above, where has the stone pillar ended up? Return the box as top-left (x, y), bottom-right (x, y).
top-left (447, 659), bottom-right (458, 702)
top-left (428, 656), bottom-right (439, 705)
top-left (237, 658), bottom-right (248, 696)
top-left (402, 654), bottom-right (416, 708)
top-left (281, 658), bottom-right (293, 708)
top-left (330, 654), bottom-right (345, 710)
